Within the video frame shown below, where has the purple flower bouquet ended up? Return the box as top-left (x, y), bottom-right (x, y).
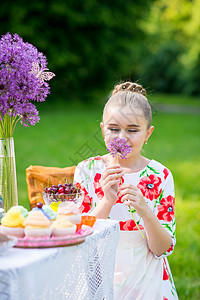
top-left (0, 32), bottom-right (55, 135)
top-left (0, 32), bottom-right (55, 211)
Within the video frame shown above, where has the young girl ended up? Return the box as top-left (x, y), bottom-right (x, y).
top-left (74, 82), bottom-right (178, 300)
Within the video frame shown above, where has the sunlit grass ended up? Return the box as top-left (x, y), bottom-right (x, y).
top-left (169, 198), bottom-right (200, 299)
top-left (13, 95), bottom-right (200, 299)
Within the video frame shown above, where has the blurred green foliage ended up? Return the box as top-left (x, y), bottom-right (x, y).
top-left (0, 0), bottom-right (154, 101)
top-left (140, 0), bottom-right (200, 96)
top-left (140, 41), bottom-right (183, 93)
top-left (1, 0), bottom-right (200, 98)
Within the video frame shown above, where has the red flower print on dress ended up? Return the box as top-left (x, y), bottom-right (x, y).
top-left (163, 265), bottom-right (169, 281)
top-left (120, 219), bottom-right (136, 230)
top-left (166, 243), bottom-right (174, 253)
top-left (76, 183), bottom-right (93, 213)
top-left (137, 174), bottom-right (162, 201)
top-left (116, 176), bottom-right (124, 204)
top-left (120, 219), bottom-right (144, 231)
top-left (88, 156), bottom-right (101, 162)
top-left (93, 173), bottom-right (104, 200)
top-left (163, 259), bottom-right (170, 282)
top-left (116, 194), bottom-right (123, 204)
top-left (163, 168), bottom-right (170, 180)
top-left (157, 195), bottom-right (175, 222)
top-left (79, 201), bottom-right (91, 214)
top-left (93, 173), bottom-right (125, 203)
top-left (94, 156), bottom-right (101, 160)
top-left (163, 297), bottom-right (168, 300)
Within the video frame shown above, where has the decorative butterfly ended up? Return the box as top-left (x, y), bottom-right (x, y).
top-left (30, 62), bottom-right (55, 83)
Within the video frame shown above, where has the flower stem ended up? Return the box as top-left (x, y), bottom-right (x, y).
top-left (117, 153), bottom-right (145, 239)
top-left (11, 116), bottom-right (22, 136)
top-left (129, 206), bottom-right (145, 239)
top-left (0, 138), bottom-right (18, 211)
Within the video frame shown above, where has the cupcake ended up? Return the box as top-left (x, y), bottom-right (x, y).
top-left (51, 217), bottom-right (76, 237)
top-left (32, 202), bottom-right (57, 222)
top-left (0, 210), bottom-right (25, 237)
top-left (42, 205), bottom-right (57, 222)
top-left (9, 205), bottom-right (28, 218)
top-left (24, 210), bottom-right (52, 237)
top-left (57, 202), bottom-right (81, 225)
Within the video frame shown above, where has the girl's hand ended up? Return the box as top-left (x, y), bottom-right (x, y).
top-left (118, 184), bottom-right (150, 218)
top-left (100, 164), bottom-right (124, 205)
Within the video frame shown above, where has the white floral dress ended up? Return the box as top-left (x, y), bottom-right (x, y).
top-left (74, 156), bottom-right (179, 300)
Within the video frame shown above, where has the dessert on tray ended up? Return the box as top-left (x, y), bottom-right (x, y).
top-left (42, 205), bottom-right (57, 222)
top-left (32, 202), bottom-right (57, 222)
top-left (0, 200), bottom-right (94, 248)
top-left (24, 210), bottom-right (52, 237)
top-left (0, 209), bottom-right (26, 237)
top-left (51, 217), bottom-right (76, 237)
top-left (57, 202), bottom-right (82, 231)
top-left (57, 202), bottom-right (81, 223)
top-left (9, 205), bottom-right (29, 218)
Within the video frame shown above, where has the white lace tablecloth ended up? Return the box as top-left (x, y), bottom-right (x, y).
top-left (0, 219), bottom-right (119, 300)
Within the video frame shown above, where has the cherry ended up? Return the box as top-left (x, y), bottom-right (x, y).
top-left (47, 187), bottom-right (52, 194)
top-left (64, 187), bottom-right (71, 194)
top-left (44, 183), bottom-right (80, 196)
top-left (71, 187), bottom-right (77, 194)
top-left (58, 187), bottom-right (65, 194)
top-left (37, 202), bottom-right (43, 209)
top-left (52, 187), bottom-right (58, 194)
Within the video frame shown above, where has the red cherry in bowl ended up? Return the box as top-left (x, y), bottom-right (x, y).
top-left (58, 187), bottom-right (65, 194)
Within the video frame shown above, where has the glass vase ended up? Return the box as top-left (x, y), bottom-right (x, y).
top-left (0, 138), bottom-right (18, 212)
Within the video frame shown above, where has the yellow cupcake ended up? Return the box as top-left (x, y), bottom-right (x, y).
top-left (52, 217), bottom-right (76, 237)
top-left (0, 210), bottom-right (25, 237)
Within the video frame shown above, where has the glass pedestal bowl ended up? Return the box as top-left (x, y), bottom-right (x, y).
top-left (43, 191), bottom-right (84, 208)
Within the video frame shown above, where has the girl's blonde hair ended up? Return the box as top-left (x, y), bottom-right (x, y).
top-left (104, 81), bottom-right (152, 128)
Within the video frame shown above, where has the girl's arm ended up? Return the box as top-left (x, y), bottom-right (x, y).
top-left (141, 207), bottom-right (172, 256)
top-left (118, 184), bottom-right (172, 257)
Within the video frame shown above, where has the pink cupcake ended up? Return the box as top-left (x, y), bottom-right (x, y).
top-left (57, 202), bottom-right (82, 226)
top-left (24, 210), bottom-right (52, 237)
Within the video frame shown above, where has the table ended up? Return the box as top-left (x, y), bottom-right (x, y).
top-left (0, 219), bottom-right (119, 300)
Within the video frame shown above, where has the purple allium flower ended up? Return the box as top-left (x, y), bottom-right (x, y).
top-left (107, 137), bottom-right (132, 159)
top-left (0, 32), bottom-right (55, 137)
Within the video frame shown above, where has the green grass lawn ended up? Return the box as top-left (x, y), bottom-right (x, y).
top-left (13, 93), bottom-right (200, 299)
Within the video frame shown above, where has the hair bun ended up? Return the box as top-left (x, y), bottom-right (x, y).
top-left (112, 82), bottom-right (146, 96)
